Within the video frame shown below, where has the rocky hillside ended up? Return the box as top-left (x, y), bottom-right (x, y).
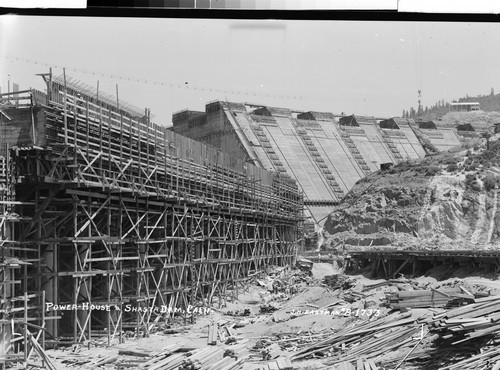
top-left (405, 89), bottom-right (500, 121)
top-left (323, 137), bottom-right (500, 251)
top-left (440, 111), bottom-right (500, 129)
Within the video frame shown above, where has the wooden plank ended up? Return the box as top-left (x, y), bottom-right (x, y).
top-left (268, 361), bottom-right (280, 370)
top-left (356, 359), bottom-right (364, 370)
top-left (276, 357), bottom-right (292, 370)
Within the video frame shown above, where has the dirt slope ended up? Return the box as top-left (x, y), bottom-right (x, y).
top-left (324, 137), bottom-right (500, 251)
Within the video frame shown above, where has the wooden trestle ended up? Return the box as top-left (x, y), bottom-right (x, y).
top-left (347, 250), bottom-right (500, 278)
top-left (0, 74), bottom-right (303, 361)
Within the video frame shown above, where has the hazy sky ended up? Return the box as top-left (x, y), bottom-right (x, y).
top-left (1, 16), bottom-right (500, 125)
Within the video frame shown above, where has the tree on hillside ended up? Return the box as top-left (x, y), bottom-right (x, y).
top-left (482, 131), bottom-right (492, 150)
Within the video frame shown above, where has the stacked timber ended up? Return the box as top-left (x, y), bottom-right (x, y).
top-left (331, 360), bottom-right (379, 370)
top-left (362, 278), bottom-right (417, 292)
top-left (247, 357), bottom-right (295, 370)
top-left (262, 343), bottom-right (282, 360)
top-left (429, 294), bottom-right (500, 345)
top-left (323, 275), bottom-right (354, 290)
top-left (343, 290), bottom-right (368, 303)
top-left (386, 287), bottom-right (474, 309)
top-left (290, 313), bottom-right (420, 368)
top-left (224, 339), bottom-right (251, 360)
top-left (438, 347), bottom-right (500, 370)
top-left (178, 347), bottom-right (225, 369)
top-left (137, 343), bottom-right (185, 369)
top-left (126, 345), bottom-right (241, 370)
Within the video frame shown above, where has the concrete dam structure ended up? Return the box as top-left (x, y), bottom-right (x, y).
top-left (171, 102), bottom-right (466, 225)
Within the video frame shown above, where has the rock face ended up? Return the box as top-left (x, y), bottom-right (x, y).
top-left (324, 139), bottom-right (500, 251)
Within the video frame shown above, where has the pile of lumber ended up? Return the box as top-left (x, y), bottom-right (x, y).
top-left (362, 278), bottom-right (418, 291)
top-left (224, 339), bottom-right (251, 360)
top-left (136, 343), bottom-right (185, 369)
top-left (330, 360), bottom-right (379, 370)
top-left (438, 346), bottom-right (500, 370)
top-left (178, 347), bottom-right (225, 369)
top-left (116, 345), bottom-right (242, 370)
top-left (429, 294), bottom-right (500, 345)
top-left (207, 320), bottom-right (238, 345)
top-left (60, 353), bottom-right (93, 367)
top-left (323, 275), bottom-right (354, 290)
top-left (290, 312), bottom-right (421, 368)
top-left (247, 357), bottom-right (295, 370)
top-left (261, 343), bottom-right (282, 360)
top-left (386, 287), bottom-right (474, 309)
top-left (343, 290), bottom-right (368, 303)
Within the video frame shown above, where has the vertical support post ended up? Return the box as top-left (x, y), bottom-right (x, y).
top-left (41, 290), bottom-right (45, 351)
top-left (138, 109), bottom-right (144, 188)
top-left (146, 108), bottom-right (150, 182)
top-left (98, 91), bottom-right (103, 174)
top-left (118, 195), bottom-right (123, 345)
top-left (30, 90), bottom-right (36, 144)
top-left (85, 97), bottom-right (89, 159)
top-left (23, 291), bottom-right (28, 363)
top-left (73, 89), bottom-right (78, 183)
top-left (48, 67), bottom-right (52, 103)
top-left (63, 68), bottom-right (68, 145)
top-left (117, 85), bottom-right (123, 171)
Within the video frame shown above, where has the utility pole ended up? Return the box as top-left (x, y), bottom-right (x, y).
top-left (417, 90), bottom-right (422, 116)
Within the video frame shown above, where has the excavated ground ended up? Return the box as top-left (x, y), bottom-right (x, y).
top-left (19, 137), bottom-right (500, 370)
top-left (42, 262), bottom-right (500, 370)
top-left (324, 136), bottom-right (500, 252)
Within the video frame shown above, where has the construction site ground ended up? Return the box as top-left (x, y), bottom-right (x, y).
top-left (36, 261), bottom-right (500, 370)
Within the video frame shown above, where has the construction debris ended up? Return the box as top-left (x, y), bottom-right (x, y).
top-left (386, 287), bottom-right (475, 309)
top-left (428, 294), bottom-right (500, 345)
top-left (261, 343), bottom-right (282, 360)
top-left (4, 259), bottom-right (500, 370)
top-left (290, 313), bottom-right (422, 364)
top-left (0, 74), bottom-right (303, 367)
top-left (208, 322), bottom-right (218, 346)
top-left (113, 343), bottom-right (246, 370)
top-left (438, 346), bottom-right (500, 370)
top-left (323, 275), bottom-right (354, 290)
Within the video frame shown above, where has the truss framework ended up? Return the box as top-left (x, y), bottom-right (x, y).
top-left (0, 75), bottom-right (303, 355)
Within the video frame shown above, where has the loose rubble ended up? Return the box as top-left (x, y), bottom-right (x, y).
top-left (24, 263), bottom-right (500, 370)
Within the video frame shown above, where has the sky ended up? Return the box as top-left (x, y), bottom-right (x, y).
top-left (1, 16), bottom-right (500, 126)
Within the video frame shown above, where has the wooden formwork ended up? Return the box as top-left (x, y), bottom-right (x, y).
top-left (0, 146), bottom-right (49, 369)
top-left (0, 71), bottom-right (303, 359)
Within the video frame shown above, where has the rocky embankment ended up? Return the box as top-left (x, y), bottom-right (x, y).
top-left (324, 137), bottom-right (500, 251)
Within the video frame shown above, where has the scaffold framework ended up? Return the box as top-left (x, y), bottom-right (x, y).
top-left (0, 72), bottom-right (303, 367)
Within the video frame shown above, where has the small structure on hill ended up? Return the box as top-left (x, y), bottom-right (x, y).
top-left (450, 102), bottom-right (480, 112)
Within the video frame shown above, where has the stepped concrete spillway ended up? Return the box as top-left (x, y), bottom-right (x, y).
top-left (171, 102), bottom-right (466, 224)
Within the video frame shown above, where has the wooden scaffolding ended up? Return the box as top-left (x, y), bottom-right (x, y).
top-left (0, 73), bottom-right (303, 361)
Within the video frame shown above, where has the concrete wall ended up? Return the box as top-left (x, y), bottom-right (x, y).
top-left (171, 101), bottom-right (470, 223)
top-left (418, 127), bottom-right (462, 151)
top-left (0, 106), bottom-right (47, 156)
top-left (171, 103), bottom-right (251, 162)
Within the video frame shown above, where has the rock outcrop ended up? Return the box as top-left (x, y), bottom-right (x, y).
top-left (324, 138), bottom-right (500, 251)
